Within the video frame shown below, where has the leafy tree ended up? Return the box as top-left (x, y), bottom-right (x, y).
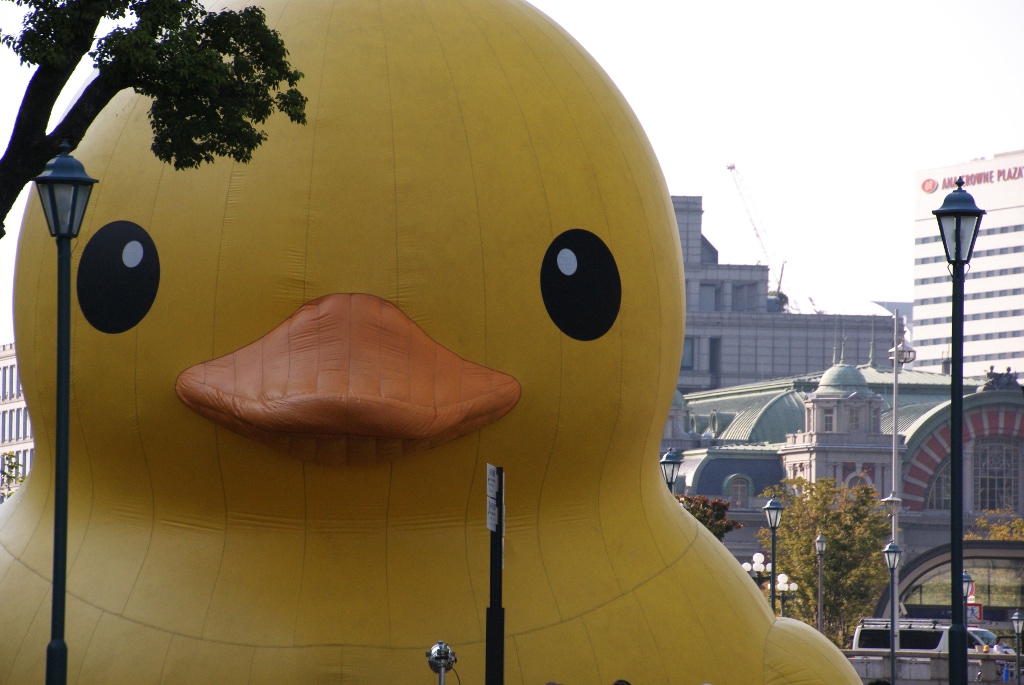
top-left (0, 451), bottom-right (25, 500)
top-left (677, 494), bottom-right (744, 541)
top-left (966, 508), bottom-right (1024, 541)
top-left (0, 0), bottom-right (307, 239)
top-left (755, 478), bottom-right (890, 648)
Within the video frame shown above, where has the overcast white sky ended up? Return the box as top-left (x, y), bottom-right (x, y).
top-left (2, 0), bottom-right (1024, 344)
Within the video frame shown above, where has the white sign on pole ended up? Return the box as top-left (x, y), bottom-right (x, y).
top-left (487, 498), bottom-right (498, 532)
top-left (486, 464), bottom-right (504, 533)
top-left (487, 464), bottom-right (498, 499)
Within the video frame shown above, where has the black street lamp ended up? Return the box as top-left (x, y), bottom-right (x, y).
top-left (962, 571), bottom-right (974, 624)
top-left (763, 497), bottom-right (783, 613)
top-left (1010, 608), bottom-right (1023, 685)
top-left (741, 552), bottom-right (772, 586)
top-left (815, 533), bottom-right (826, 633)
top-left (775, 574), bottom-right (797, 618)
top-left (883, 541), bottom-right (902, 685)
top-left (33, 141), bottom-right (97, 685)
top-left (659, 448), bottom-right (683, 493)
top-left (933, 176), bottom-right (985, 685)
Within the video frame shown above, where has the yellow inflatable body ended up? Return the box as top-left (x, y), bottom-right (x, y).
top-left (7, 0), bottom-right (861, 682)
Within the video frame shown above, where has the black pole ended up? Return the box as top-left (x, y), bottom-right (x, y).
top-left (45, 235), bottom-right (71, 685)
top-left (1015, 629), bottom-right (1020, 685)
top-left (817, 552), bottom-right (824, 633)
top-left (486, 467), bottom-right (504, 685)
top-left (949, 261), bottom-right (967, 685)
top-left (890, 566), bottom-right (898, 685)
top-left (770, 528), bottom-right (777, 614)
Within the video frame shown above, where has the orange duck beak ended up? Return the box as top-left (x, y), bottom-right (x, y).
top-left (175, 293), bottom-right (521, 460)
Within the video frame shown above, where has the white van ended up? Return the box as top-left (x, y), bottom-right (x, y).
top-left (851, 619), bottom-right (990, 652)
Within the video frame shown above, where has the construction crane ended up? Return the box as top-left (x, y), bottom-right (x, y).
top-left (726, 163), bottom-right (786, 296)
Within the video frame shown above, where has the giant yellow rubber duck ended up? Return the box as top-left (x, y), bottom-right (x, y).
top-left (6, 0), bottom-right (861, 682)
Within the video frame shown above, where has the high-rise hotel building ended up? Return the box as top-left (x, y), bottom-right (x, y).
top-left (0, 343), bottom-right (33, 480)
top-left (913, 150), bottom-right (1024, 377)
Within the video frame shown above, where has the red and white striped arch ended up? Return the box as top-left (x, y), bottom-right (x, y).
top-left (903, 404), bottom-right (1024, 511)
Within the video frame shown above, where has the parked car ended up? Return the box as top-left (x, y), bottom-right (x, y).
top-left (968, 627), bottom-right (1000, 649)
top-left (851, 619), bottom-right (989, 652)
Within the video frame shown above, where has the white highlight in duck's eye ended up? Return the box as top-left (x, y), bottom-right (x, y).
top-left (122, 241), bottom-right (144, 268)
top-left (556, 248), bottom-right (577, 276)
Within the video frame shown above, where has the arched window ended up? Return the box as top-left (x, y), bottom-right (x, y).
top-left (724, 474), bottom-right (752, 510)
top-left (846, 473), bottom-right (872, 488)
top-left (926, 459), bottom-right (951, 510)
top-left (974, 437), bottom-right (1021, 511)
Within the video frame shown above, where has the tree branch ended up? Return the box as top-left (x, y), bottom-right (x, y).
top-left (0, 69), bottom-right (122, 240)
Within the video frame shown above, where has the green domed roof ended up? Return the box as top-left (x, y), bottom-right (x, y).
top-left (815, 362), bottom-right (872, 397)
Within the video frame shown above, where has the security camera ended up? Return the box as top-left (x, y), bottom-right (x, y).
top-left (426, 641), bottom-right (457, 675)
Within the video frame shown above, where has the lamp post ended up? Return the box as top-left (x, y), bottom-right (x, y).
top-left (883, 541), bottom-right (902, 685)
top-left (775, 574), bottom-right (797, 618)
top-left (1010, 608), bottom-right (1022, 685)
top-left (885, 313), bottom-right (914, 638)
top-left (763, 497), bottom-right (783, 613)
top-left (815, 533), bottom-right (826, 633)
top-left (933, 176), bottom-right (985, 685)
top-left (880, 491), bottom-right (905, 655)
top-left (33, 142), bottom-right (97, 685)
top-left (660, 448), bottom-right (683, 493)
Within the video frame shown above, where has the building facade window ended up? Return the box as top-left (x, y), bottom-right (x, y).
top-left (847, 473), bottom-right (872, 488)
top-left (973, 437), bottom-right (1021, 511)
top-left (926, 459), bottom-right (951, 510)
top-left (699, 283), bottom-right (723, 312)
top-left (823, 409), bottom-right (834, 432)
top-left (732, 282), bottom-right (759, 312)
top-left (725, 474), bottom-right (752, 509)
top-left (681, 337), bottom-right (695, 370)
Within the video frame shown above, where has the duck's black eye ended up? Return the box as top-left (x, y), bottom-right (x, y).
top-left (77, 220), bottom-right (160, 334)
top-left (540, 229), bottom-right (620, 341)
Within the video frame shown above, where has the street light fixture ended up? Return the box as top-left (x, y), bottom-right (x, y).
top-left (815, 533), bottom-right (826, 633)
top-left (659, 448), bottom-right (683, 492)
top-left (742, 552), bottom-right (772, 587)
top-left (883, 541), bottom-right (902, 685)
top-left (775, 573), bottom-right (798, 618)
top-left (881, 494), bottom-right (902, 519)
top-left (1010, 608), bottom-right (1023, 685)
top-left (763, 497), bottom-right (783, 613)
top-left (33, 141), bottom-right (97, 685)
top-left (962, 570), bottom-right (974, 625)
top-left (933, 176), bottom-right (985, 685)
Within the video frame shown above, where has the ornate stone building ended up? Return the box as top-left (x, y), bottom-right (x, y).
top-left (668, 351), bottom-right (1024, 629)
